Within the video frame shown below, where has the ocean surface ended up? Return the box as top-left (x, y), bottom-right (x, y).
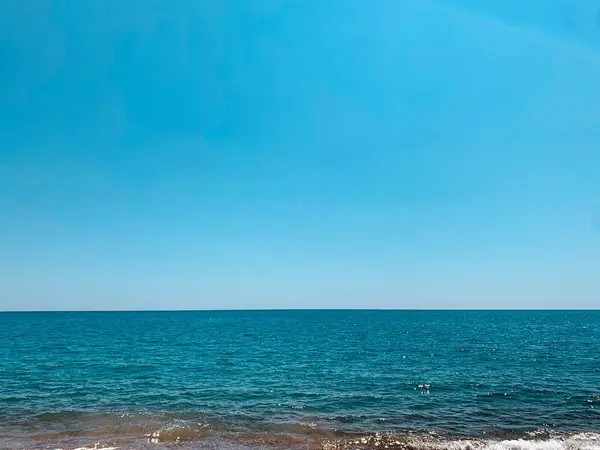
top-left (1, 310), bottom-right (599, 450)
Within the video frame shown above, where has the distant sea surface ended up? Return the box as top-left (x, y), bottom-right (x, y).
top-left (1, 310), bottom-right (599, 449)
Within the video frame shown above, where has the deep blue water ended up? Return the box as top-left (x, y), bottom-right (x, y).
top-left (1, 310), bottom-right (599, 449)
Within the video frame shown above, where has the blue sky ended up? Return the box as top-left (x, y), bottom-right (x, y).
top-left (1, 0), bottom-right (600, 310)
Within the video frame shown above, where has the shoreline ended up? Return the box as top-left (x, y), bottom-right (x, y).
top-left (2, 428), bottom-right (600, 450)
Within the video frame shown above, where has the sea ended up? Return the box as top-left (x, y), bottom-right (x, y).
top-left (1, 310), bottom-right (599, 450)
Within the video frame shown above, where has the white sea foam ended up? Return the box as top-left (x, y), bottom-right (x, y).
top-left (53, 446), bottom-right (118, 450)
top-left (42, 432), bottom-right (600, 450)
top-left (421, 433), bottom-right (600, 450)
top-left (328, 432), bottom-right (600, 450)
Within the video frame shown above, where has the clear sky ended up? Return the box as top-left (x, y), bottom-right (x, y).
top-left (1, 0), bottom-right (600, 311)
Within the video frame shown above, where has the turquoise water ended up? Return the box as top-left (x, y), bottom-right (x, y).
top-left (1, 310), bottom-right (599, 449)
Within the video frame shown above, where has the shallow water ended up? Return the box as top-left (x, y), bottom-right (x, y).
top-left (1, 310), bottom-right (599, 449)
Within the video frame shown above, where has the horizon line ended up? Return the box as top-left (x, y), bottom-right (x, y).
top-left (1, 308), bottom-right (599, 313)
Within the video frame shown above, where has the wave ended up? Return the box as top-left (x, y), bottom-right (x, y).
top-left (2, 429), bottom-right (600, 450)
top-left (2, 411), bottom-right (599, 449)
top-left (324, 432), bottom-right (600, 450)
